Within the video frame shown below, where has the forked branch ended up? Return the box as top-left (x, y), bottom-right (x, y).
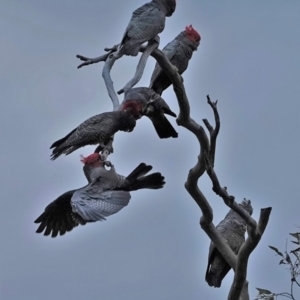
top-left (146, 49), bottom-right (272, 299)
top-left (77, 43), bottom-right (272, 300)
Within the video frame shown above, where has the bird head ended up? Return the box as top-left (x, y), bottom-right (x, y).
top-left (81, 153), bottom-right (105, 183)
top-left (118, 111), bottom-right (137, 132)
top-left (185, 25), bottom-right (201, 45)
top-left (120, 100), bottom-right (143, 120)
top-left (240, 199), bottom-right (253, 215)
top-left (80, 153), bottom-right (103, 166)
top-left (165, 0), bottom-right (176, 16)
top-left (156, 0), bottom-right (176, 17)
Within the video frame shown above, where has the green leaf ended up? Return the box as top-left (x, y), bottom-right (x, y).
top-left (279, 259), bottom-right (286, 265)
top-left (291, 247), bottom-right (300, 253)
top-left (256, 287), bottom-right (273, 294)
top-left (290, 232), bottom-right (300, 244)
top-left (268, 245), bottom-right (284, 257)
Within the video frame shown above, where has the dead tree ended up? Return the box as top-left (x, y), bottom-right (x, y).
top-left (76, 44), bottom-right (272, 300)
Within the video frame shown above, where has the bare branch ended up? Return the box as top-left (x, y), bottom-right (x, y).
top-left (77, 42), bottom-right (272, 300)
top-left (290, 281), bottom-right (295, 300)
top-left (145, 47), bottom-right (253, 298)
top-left (202, 95), bottom-right (220, 166)
top-left (275, 293), bottom-right (293, 299)
top-left (148, 48), bottom-right (274, 300)
top-left (229, 207), bottom-right (272, 299)
top-left (117, 38), bottom-right (159, 95)
top-left (206, 163), bottom-right (258, 231)
top-left (102, 52), bottom-right (122, 111)
top-left (76, 45), bottom-right (190, 119)
top-left (76, 44), bottom-right (119, 69)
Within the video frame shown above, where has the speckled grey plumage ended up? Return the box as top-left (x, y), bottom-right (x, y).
top-left (150, 28), bottom-right (200, 95)
top-left (119, 0), bottom-right (176, 56)
top-left (50, 111), bottom-right (136, 160)
top-left (120, 87), bottom-right (178, 138)
top-left (205, 199), bottom-right (253, 287)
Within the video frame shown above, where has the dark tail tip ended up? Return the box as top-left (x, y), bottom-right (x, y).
top-left (151, 116), bottom-right (178, 139)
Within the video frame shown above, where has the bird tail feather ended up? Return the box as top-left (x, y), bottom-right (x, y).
top-left (123, 163), bottom-right (165, 191)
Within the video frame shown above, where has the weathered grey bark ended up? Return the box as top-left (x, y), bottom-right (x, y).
top-left (76, 45), bottom-right (272, 300)
top-left (102, 51), bottom-right (122, 111)
top-left (117, 37), bottom-right (160, 95)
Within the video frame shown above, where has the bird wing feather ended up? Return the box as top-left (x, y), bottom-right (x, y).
top-left (122, 5), bottom-right (165, 44)
top-left (34, 190), bottom-right (88, 237)
top-left (150, 39), bottom-right (179, 87)
top-left (71, 189), bottom-right (131, 222)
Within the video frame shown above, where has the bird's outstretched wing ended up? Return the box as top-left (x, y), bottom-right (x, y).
top-left (71, 190), bottom-right (131, 222)
top-left (34, 190), bottom-right (88, 238)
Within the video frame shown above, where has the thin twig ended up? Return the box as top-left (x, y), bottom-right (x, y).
top-left (276, 293), bottom-right (294, 299)
top-left (203, 95), bottom-right (220, 167)
top-left (290, 281), bottom-right (295, 300)
top-left (76, 44), bottom-right (119, 69)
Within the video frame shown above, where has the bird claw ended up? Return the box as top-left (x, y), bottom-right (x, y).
top-left (95, 141), bottom-right (114, 155)
top-left (102, 143), bottom-right (114, 154)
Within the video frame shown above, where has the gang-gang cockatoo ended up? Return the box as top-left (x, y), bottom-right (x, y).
top-left (119, 0), bottom-right (176, 57)
top-left (205, 199), bottom-right (253, 287)
top-left (119, 87), bottom-right (178, 138)
top-left (150, 25), bottom-right (201, 95)
top-left (35, 153), bottom-right (165, 237)
top-left (115, 0), bottom-right (176, 94)
top-left (50, 111), bottom-right (136, 160)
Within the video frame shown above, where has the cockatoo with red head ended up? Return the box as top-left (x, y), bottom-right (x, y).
top-left (50, 111), bottom-right (136, 160)
top-left (35, 153), bottom-right (165, 237)
top-left (119, 0), bottom-right (176, 56)
top-left (119, 87), bottom-right (178, 138)
top-left (150, 25), bottom-right (201, 95)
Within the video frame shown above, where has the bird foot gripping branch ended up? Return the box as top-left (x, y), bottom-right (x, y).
top-left (78, 0), bottom-right (176, 99)
top-left (94, 137), bottom-right (114, 161)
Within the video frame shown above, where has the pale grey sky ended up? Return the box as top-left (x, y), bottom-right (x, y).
top-left (0, 1), bottom-right (299, 299)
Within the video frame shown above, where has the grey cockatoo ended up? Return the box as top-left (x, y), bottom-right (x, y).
top-left (149, 25), bottom-right (201, 95)
top-left (115, 0), bottom-right (176, 95)
top-left (35, 153), bottom-right (165, 237)
top-left (119, 87), bottom-right (178, 138)
top-left (205, 199), bottom-right (253, 287)
top-left (119, 0), bottom-right (176, 57)
top-left (50, 111), bottom-right (136, 160)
